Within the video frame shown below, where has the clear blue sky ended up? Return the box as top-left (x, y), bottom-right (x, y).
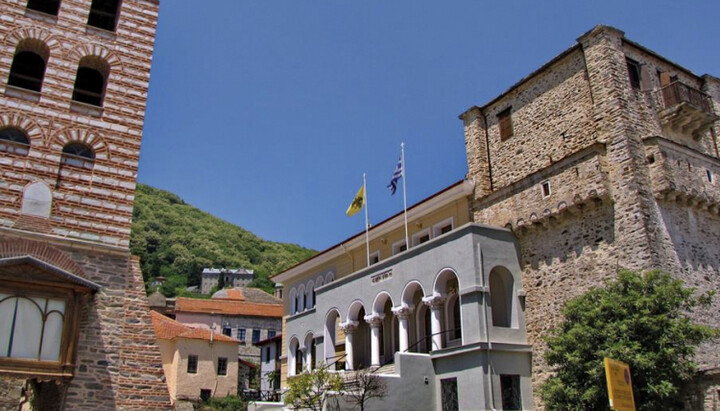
top-left (139, 1), bottom-right (720, 251)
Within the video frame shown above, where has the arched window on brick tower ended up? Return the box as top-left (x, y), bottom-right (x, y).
top-left (61, 142), bottom-right (95, 170)
top-left (7, 40), bottom-right (49, 93)
top-left (72, 57), bottom-right (109, 107)
top-left (88, 0), bottom-right (121, 31)
top-left (26, 0), bottom-right (61, 16)
top-left (0, 127), bottom-right (30, 156)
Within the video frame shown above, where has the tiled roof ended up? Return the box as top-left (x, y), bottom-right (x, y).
top-left (175, 297), bottom-right (282, 318)
top-left (211, 287), bottom-right (282, 304)
top-left (151, 311), bottom-right (239, 343)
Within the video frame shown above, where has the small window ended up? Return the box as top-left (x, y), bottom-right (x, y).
top-left (27, 0), bottom-right (60, 15)
top-left (8, 51), bottom-right (46, 92)
top-left (252, 329), bottom-right (261, 344)
top-left (217, 357), bottom-right (227, 376)
top-left (433, 218), bottom-right (454, 237)
top-left (369, 251), bottom-right (380, 265)
top-left (88, 0), bottom-right (121, 31)
top-left (267, 330), bottom-right (276, 338)
top-left (497, 107), bottom-right (514, 141)
top-left (0, 127), bottom-right (30, 155)
top-left (72, 57), bottom-right (109, 107)
top-left (541, 181), bottom-right (551, 198)
top-left (500, 375), bottom-right (522, 410)
top-left (392, 240), bottom-right (407, 255)
top-left (238, 328), bottom-right (246, 342)
top-left (707, 169), bottom-right (714, 184)
top-left (200, 389), bottom-right (211, 402)
top-left (626, 58), bottom-right (641, 90)
top-left (61, 142), bottom-right (95, 169)
top-left (412, 229), bottom-right (431, 247)
top-left (187, 355), bottom-right (198, 374)
top-left (222, 326), bottom-right (231, 337)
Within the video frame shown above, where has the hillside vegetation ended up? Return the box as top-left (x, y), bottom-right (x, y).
top-left (130, 183), bottom-right (316, 296)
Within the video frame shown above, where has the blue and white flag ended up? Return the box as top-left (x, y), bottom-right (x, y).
top-left (387, 155), bottom-right (403, 195)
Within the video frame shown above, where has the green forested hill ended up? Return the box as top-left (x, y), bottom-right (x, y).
top-left (130, 183), bottom-right (316, 296)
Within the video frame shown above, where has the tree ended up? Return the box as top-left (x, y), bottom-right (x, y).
top-left (541, 269), bottom-right (717, 411)
top-left (284, 365), bottom-right (343, 411)
top-left (343, 368), bottom-right (388, 411)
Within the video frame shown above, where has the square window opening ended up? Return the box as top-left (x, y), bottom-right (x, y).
top-left (187, 355), bottom-right (198, 374)
top-left (497, 107), bottom-right (514, 141)
top-left (541, 181), bottom-right (551, 198)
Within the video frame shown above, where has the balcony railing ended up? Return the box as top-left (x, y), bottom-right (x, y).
top-left (659, 81), bottom-right (714, 114)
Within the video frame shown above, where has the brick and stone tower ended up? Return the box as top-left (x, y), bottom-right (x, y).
top-left (0, 0), bottom-right (171, 409)
top-left (462, 25), bottom-right (720, 408)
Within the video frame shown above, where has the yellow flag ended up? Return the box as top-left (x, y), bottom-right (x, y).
top-left (346, 185), bottom-right (365, 217)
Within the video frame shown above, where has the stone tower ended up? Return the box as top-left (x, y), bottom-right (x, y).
top-left (462, 25), bottom-right (720, 407)
top-left (0, 0), bottom-right (170, 409)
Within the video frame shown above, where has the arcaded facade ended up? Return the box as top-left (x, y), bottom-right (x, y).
top-left (0, 0), bottom-right (170, 409)
top-left (461, 25), bottom-right (720, 408)
top-left (274, 181), bottom-right (535, 410)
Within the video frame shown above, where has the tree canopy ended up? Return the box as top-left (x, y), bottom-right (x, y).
top-left (541, 269), bottom-right (717, 410)
top-left (130, 183), bottom-right (316, 295)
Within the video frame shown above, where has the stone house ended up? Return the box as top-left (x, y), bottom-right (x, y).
top-left (151, 311), bottom-right (240, 405)
top-left (460, 25), bottom-right (720, 408)
top-left (0, 0), bottom-right (170, 409)
top-left (273, 180), bottom-right (535, 410)
top-left (174, 287), bottom-right (282, 366)
top-left (200, 267), bottom-right (254, 294)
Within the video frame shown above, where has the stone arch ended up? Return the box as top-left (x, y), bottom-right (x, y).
top-left (347, 300), bottom-right (366, 322)
top-left (315, 274), bottom-right (324, 288)
top-left (401, 280), bottom-right (426, 308)
top-left (303, 331), bottom-right (316, 371)
top-left (51, 128), bottom-right (109, 160)
top-left (288, 288), bottom-right (297, 314)
top-left (372, 291), bottom-right (394, 316)
top-left (0, 111), bottom-right (45, 145)
top-left (305, 279), bottom-right (315, 309)
top-left (288, 336), bottom-right (301, 376)
top-left (21, 181), bottom-right (52, 218)
top-left (0, 238), bottom-right (85, 279)
top-left (324, 308), bottom-right (341, 363)
top-left (324, 271), bottom-right (334, 284)
top-left (433, 267), bottom-right (460, 297)
top-left (488, 266), bottom-right (515, 328)
top-left (297, 284), bottom-right (306, 312)
top-left (66, 42), bottom-right (122, 73)
top-left (3, 27), bottom-right (60, 56)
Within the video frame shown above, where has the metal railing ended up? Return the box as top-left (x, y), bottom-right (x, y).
top-left (382, 327), bottom-right (460, 366)
top-left (659, 81), bottom-right (714, 114)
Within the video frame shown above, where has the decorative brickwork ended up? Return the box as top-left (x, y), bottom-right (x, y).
top-left (0, 0), bottom-right (170, 409)
top-left (463, 25), bottom-right (720, 408)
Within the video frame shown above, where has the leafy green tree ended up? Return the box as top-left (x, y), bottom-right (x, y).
top-left (541, 269), bottom-right (717, 410)
top-left (284, 365), bottom-right (344, 411)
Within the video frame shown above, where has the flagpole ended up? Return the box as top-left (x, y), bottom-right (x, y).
top-left (401, 142), bottom-right (409, 248)
top-left (363, 173), bottom-right (370, 266)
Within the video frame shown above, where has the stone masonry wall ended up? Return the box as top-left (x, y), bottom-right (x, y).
top-left (0, 232), bottom-right (171, 409)
top-left (0, 0), bottom-right (159, 247)
top-left (465, 26), bottom-right (720, 408)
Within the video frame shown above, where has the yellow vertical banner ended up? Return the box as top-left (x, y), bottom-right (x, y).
top-left (604, 357), bottom-right (636, 411)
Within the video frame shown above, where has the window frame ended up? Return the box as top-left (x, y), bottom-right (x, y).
top-left (626, 58), bottom-right (641, 90)
top-left (237, 328), bottom-right (246, 343)
top-left (252, 329), bottom-right (261, 344)
top-left (497, 107), bottom-right (514, 141)
top-left (391, 240), bottom-right (407, 255)
top-left (432, 217), bottom-right (454, 238)
top-left (187, 354), bottom-right (198, 374)
top-left (0, 127), bottom-right (30, 156)
top-left (26, 0), bottom-right (61, 16)
top-left (217, 357), bottom-right (227, 376)
top-left (412, 229), bottom-right (431, 247)
top-left (369, 251), bottom-right (380, 265)
top-left (87, 0), bottom-right (122, 32)
top-left (541, 180), bottom-right (551, 198)
top-left (0, 280), bottom-right (83, 379)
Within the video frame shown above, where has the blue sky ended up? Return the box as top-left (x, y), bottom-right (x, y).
top-left (139, 1), bottom-right (720, 251)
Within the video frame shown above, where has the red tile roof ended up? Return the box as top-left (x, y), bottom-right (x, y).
top-left (175, 297), bottom-right (282, 318)
top-left (151, 311), bottom-right (239, 343)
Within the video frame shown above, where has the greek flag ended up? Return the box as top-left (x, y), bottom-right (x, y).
top-left (387, 155), bottom-right (403, 195)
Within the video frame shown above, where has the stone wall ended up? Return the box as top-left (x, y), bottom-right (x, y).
top-left (464, 25), bottom-right (720, 408)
